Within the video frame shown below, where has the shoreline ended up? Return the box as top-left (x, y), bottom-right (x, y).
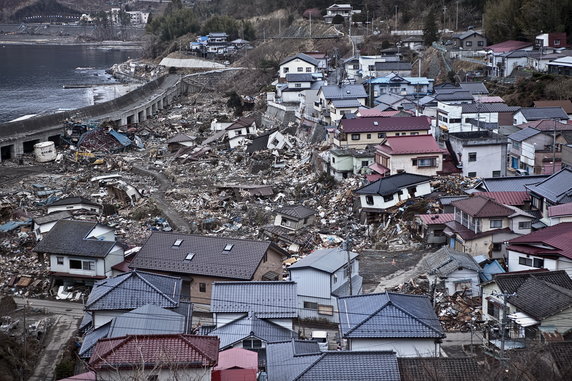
top-left (0, 38), bottom-right (144, 49)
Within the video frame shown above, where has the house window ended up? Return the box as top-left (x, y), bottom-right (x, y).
top-left (304, 301), bottom-right (318, 310)
top-left (454, 280), bottom-right (472, 296)
top-left (487, 300), bottom-right (501, 319)
top-left (465, 41), bottom-right (473, 47)
top-left (492, 243), bottom-right (502, 251)
top-left (478, 41), bottom-right (484, 47)
top-left (199, 283), bottom-right (206, 292)
top-left (512, 141), bottom-right (521, 150)
top-left (383, 194), bottom-right (394, 202)
top-left (332, 157), bottom-right (336, 163)
top-left (351, 134), bottom-right (361, 140)
top-left (361, 160), bottom-right (369, 167)
top-left (490, 219), bottom-right (502, 228)
top-left (411, 132), bottom-right (419, 135)
top-left (69, 260), bottom-right (82, 269)
top-left (533, 258), bottom-right (544, 268)
top-left (147, 376), bottom-right (159, 381)
top-left (519, 257), bottom-right (533, 266)
top-left (82, 261), bottom-right (94, 271)
top-left (468, 152), bottom-right (477, 162)
top-left (306, 67), bottom-right (312, 72)
top-left (283, 67), bottom-right (289, 73)
top-left (333, 274), bottom-right (338, 283)
top-left (468, 172), bottom-right (477, 178)
top-left (378, 133), bottom-right (385, 138)
top-left (318, 304), bottom-right (334, 316)
top-left (297, 67), bottom-right (303, 72)
top-left (295, 83), bottom-right (301, 88)
top-left (449, 118), bottom-right (461, 123)
top-left (243, 339), bottom-right (262, 349)
top-left (519, 221), bottom-right (531, 229)
top-left (365, 195), bottom-right (374, 205)
top-left (554, 39), bottom-right (561, 46)
top-left (352, 64), bottom-right (359, 69)
top-left (366, 134), bottom-right (371, 139)
top-left (56, 257), bottom-right (64, 265)
top-left (417, 158), bottom-right (436, 167)
top-left (368, 65), bottom-right (375, 71)
top-left (492, 171), bottom-right (501, 178)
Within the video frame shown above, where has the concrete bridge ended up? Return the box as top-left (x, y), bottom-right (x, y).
top-left (0, 68), bottom-right (242, 162)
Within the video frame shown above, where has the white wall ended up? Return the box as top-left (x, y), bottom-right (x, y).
top-left (93, 310), bottom-right (124, 329)
top-left (280, 59), bottom-right (317, 78)
top-left (507, 250), bottom-right (572, 277)
top-left (454, 144), bottom-right (505, 178)
top-left (359, 182), bottom-right (432, 210)
top-left (50, 255), bottom-right (104, 277)
top-left (214, 313), bottom-right (244, 329)
top-left (47, 203), bottom-right (101, 214)
top-left (289, 268), bottom-right (331, 299)
top-left (388, 153), bottom-right (443, 176)
top-left (349, 338), bottom-right (440, 357)
top-left (444, 269), bottom-right (480, 297)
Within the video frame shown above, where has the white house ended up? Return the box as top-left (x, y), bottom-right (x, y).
top-left (32, 211), bottom-right (72, 241)
top-left (279, 53), bottom-right (319, 79)
top-left (225, 117), bottom-right (257, 148)
top-left (448, 131), bottom-right (508, 178)
top-left (422, 247), bottom-right (482, 297)
top-left (354, 173), bottom-right (433, 220)
top-left (506, 222), bottom-right (572, 276)
top-left (513, 107), bottom-right (569, 125)
top-left (46, 196), bottom-right (102, 215)
top-left (289, 247), bottom-right (362, 323)
top-left (33, 220), bottom-right (124, 286)
top-left (338, 292), bottom-right (445, 356)
top-left (323, 3), bottom-right (361, 24)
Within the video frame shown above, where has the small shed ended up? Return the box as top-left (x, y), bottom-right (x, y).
top-left (212, 347), bottom-right (258, 381)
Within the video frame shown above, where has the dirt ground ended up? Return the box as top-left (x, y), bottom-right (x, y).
top-left (360, 249), bottom-right (426, 294)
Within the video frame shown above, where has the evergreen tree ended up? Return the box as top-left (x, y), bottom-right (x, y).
top-left (422, 7), bottom-right (439, 46)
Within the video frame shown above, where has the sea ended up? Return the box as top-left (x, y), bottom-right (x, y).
top-left (0, 44), bottom-right (139, 123)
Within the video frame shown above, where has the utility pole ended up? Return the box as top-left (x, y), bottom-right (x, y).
top-left (309, 13), bottom-right (312, 38)
top-left (553, 118), bottom-right (558, 173)
top-left (394, 5), bottom-right (398, 31)
top-left (456, 1), bottom-right (459, 31)
top-left (493, 292), bottom-right (516, 367)
top-left (344, 239), bottom-right (353, 296)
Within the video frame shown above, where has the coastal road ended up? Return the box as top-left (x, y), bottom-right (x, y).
top-left (15, 296), bottom-right (85, 318)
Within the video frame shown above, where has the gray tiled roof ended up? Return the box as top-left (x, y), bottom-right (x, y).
top-left (266, 340), bottom-right (322, 381)
top-left (108, 304), bottom-right (186, 337)
top-left (422, 247), bottom-right (481, 277)
top-left (280, 53), bottom-right (319, 67)
top-left (480, 175), bottom-right (548, 192)
top-left (354, 173), bottom-right (432, 196)
top-left (526, 168), bottom-right (572, 203)
top-left (459, 82), bottom-right (489, 94)
top-left (508, 127), bottom-right (542, 142)
top-left (295, 351), bottom-right (400, 381)
top-left (461, 103), bottom-right (519, 113)
top-left (85, 270), bottom-right (181, 311)
top-left (79, 322), bottom-right (110, 358)
top-left (130, 232), bottom-right (284, 280)
top-left (507, 277), bottom-right (572, 320)
top-left (434, 91), bottom-right (474, 101)
top-left (276, 205), bottom-right (316, 220)
top-left (208, 314), bottom-right (295, 348)
top-left (331, 99), bottom-right (362, 108)
top-left (211, 281), bottom-right (297, 318)
top-left (286, 73), bottom-right (315, 82)
top-left (289, 247), bottom-right (359, 274)
top-left (374, 62), bottom-right (412, 71)
top-left (453, 30), bottom-right (484, 40)
top-left (398, 357), bottom-right (481, 381)
top-left (320, 84), bottom-right (367, 100)
top-left (338, 292), bottom-right (444, 339)
top-left (332, 274), bottom-right (363, 297)
top-left (48, 196), bottom-right (100, 207)
top-left (494, 270), bottom-right (572, 294)
top-left (33, 220), bottom-right (115, 258)
top-left (33, 211), bottom-right (72, 225)
top-left (519, 107), bottom-right (569, 121)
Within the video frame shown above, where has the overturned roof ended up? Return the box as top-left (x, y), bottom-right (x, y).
top-left (355, 173), bottom-right (432, 196)
top-left (275, 205), bottom-right (316, 220)
top-left (289, 247), bottom-right (359, 274)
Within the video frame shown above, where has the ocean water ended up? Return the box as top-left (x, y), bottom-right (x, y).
top-left (0, 44), bottom-right (138, 123)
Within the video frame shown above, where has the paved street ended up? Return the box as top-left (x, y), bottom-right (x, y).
top-left (15, 296), bottom-right (85, 319)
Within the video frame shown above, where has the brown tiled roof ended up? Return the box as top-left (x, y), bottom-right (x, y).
top-left (451, 195), bottom-right (513, 217)
top-left (89, 334), bottom-right (219, 370)
top-left (416, 213), bottom-right (454, 225)
top-left (398, 357), bottom-right (481, 381)
top-left (130, 232), bottom-right (286, 279)
top-left (340, 116), bottom-right (431, 133)
top-left (473, 191), bottom-right (530, 206)
top-left (376, 135), bottom-right (445, 155)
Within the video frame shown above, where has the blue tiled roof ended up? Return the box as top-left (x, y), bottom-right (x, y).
top-left (266, 340), bottom-right (322, 381)
top-left (211, 281), bottom-right (297, 318)
top-left (526, 168), bottom-right (572, 203)
top-left (295, 351), bottom-right (400, 381)
top-left (108, 304), bottom-right (186, 337)
top-left (338, 292), bottom-right (444, 339)
top-left (79, 322), bottom-right (110, 358)
top-left (208, 314), bottom-right (295, 349)
top-left (289, 247), bottom-right (358, 274)
top-left (85, 271), bottom-right (181, 311)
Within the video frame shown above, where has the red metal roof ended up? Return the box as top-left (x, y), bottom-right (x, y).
top-left (486, 40), bottom-right (533, 53)
top-left (340, 116), bottom-right (431, 133)
top-left (451, 195), bottom-right (513, 217)
top-left (508, 222), bottom-right (572, 260)
top-left (474, 191), bottom-right (530, 206)
top-left (416, 213), bottom-right (455, 225)
top-left (548, 202), bottom-right (572, 217)
top-left (376, 135), bottom-right (444, 155)
top-left (369, 162), bottom-right (389, 175)
top-left (89, 335), bottom-right (219, 370)
top-left (214, 348), bottom-right (258, 371)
